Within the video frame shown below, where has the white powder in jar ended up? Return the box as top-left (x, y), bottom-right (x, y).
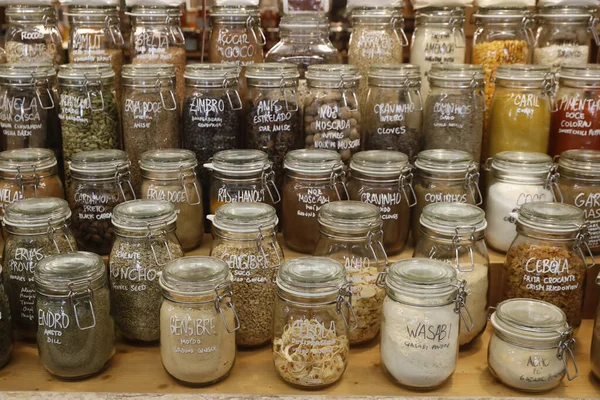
top-left (488, 332), bottom-right (566, 391)
top-left (533, 45), bottom-right (589, 70)
top-left (485, 181), bottom-right (554, 253)
top-left (380, 296), bottom-right (459, 388)
top-left (457, 264), bottom-right (488, 346)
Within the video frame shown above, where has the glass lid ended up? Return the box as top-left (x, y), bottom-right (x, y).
top-left (4, 198), bottom-right (71, 228)
top-left (160, 256), bottom-right (231, 295)
top-left (490, 151), bottom-right (553, 175)
top-left (139, 149), bottom-right (198, 173)
top-left (122, 63), bottom-right (175, 79)
top-left (517, 201), bottom-right (584, 233)
top-left (414, 149), bottom-right (473, 174)
top-left (35, 251), bottom-right (105, 291)
top-left (69, 149), bottom-right (130, 174)
top-left (318, 201), bottom-right (381, 234)
top-left (491, 298), bottom-right (568, 341)
top-left (385, 258), bottom-right (457, 296)
top-left (245, 63), bottom-right (300, 80)
top-left (184, 63), bottom-right (239, 81)
top-left (305, 64), bottom-right (360, 82)
top-left (0, 63), bottom-right (56, 80)
top-left (279, 14), bottom-right (329, 29)
top-left (420, 202), bottom-right (487, 234)
top-left (284, 149), bottom-right (342, 175)
top-left (209, 202), bottom-right (278, 233)
top-left (428, 63), bottom-right (484, 82)
top-left (277, 256), bottom-right (347, 298)
top-left (111, 199), bottom-right (177, 231)
top-left (495, 64), bottom-right (551, 81)
top-left (558, 149), bottom-right (600, 177)
top-left (350, 150), bottom-right (409, 177)
top-left (368, 64), bottom-right (421, 82)
top-left (558, 64), bottom-right (600, 81)
top-left (0, 148), bottom-right (57, 173)
top-left (58, 63), bottom-right (115, 80)
top-left (206, 149), bottom-right (270, 175)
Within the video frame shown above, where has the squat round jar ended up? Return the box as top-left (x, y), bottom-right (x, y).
top-left (140, 149), bottom-right (203, 251)
top-left (68, 149), bottom-right (135, 255)
top-left (204, 149), bottom-right (279, 214)
top-left (348, 150), bottom-right (414, 255)
top-left (2, 198), bottom-right (76, 340)
top-left (379, 258), bottom-right (470, 389)
top-left (159, 256), bottom-right (238, 385)
top-left (109, 200), bottom-right (184, 343)
top-left (503, 202), bottom-right (594, 329)
top-left (282, 149), bottom-right (347, 254)
top-left (209, 202), bottom-right (284, 348)
top-left (413, 202), bottom-right (489, 346)
top-left (488, 298), bottom-right (578, 392)
top-left (273, 257), bottom-right (353, 389)
top-left (35, 252), bottom-right (115, 379)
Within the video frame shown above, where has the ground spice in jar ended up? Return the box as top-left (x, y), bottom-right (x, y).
top-left (5, 41), bottom-right (61, 66)
top-left (0, 269), bottom-right (13, 369)
top-left (35, 252), bottom-right (114, 378)
top-left (109, 200), bottom-right (184, 343)
top-left (122, 64), bottom-right (180, 192)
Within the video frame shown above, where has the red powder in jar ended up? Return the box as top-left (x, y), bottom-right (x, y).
top-left (550, 93), bottom-right (600, 156)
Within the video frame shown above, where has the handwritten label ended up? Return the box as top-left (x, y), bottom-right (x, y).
top-left (7, 247), bottom-right (44, 322)
top-left (38, 308), bottom-right (69, 345)
top-left (217, 185), bottom-right (264, 204)
top-left (355, 31), bottom-right (394, 60)
top-left (146, 188), bottom-right (187, 203)
top-left (361, 191), bottom-right (402, 220)
top-left (215, 28), bottom-right (255, 65)
top-left (403, 322), bottom-right (453, 351)
top-left (0, 92), bottom-right (43, 138)
top-left (522, 257), bottom-right (578, 292)
top-left (190, 97), bottom-right (225, 128)
top-left (296, 188), bottom-right (331, 218)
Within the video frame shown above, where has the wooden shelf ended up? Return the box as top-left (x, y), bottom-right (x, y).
top-left (2, 321), bottom-right (599, 397)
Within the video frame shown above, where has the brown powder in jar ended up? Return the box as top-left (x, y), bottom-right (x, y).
top-left (503, 242), bottom-right (586, 328)
top-left (132, 47), bottom-right (186, 106)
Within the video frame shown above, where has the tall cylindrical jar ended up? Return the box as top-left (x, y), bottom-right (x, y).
top-left (57, 64), bottom-right (120, 177)
top-left (489, 299), bottom-right (578, 391)
top-left (550, 65), bottom-right (600, 156)
top-left (273, 257), bottom-right (353, 388)
top-left (140, 149), bottom-right (203, 251)
top-left (122, 64), bottom-right (180, 192)
top-left (35, 252), bottom-right (115, 378)
top-left (314, 201), bottom-right (387, 345)
top-left (363, 64), bottom-right (422, 158)
top-left (347, 150), bottom-right (414, 255)
top-left (0, 265), bottom-right (13, 369)
top-left (379, 258), bottom-right (470, 389)
top-left (557, 149), bottom-right (600, 254)
top-left (208, 202), bottom-right (284, 348)
top-left (413, 202), bottom-right (489, 346)
top-left (410, 8), bottom-right (467, 100)
top-left (484, 151), bottom-right (558, 253)
top-left (348, 7), bottom-right (407, 107)
top-left (282, 149), bottom-right (347, 254)
top-left (109, 200), bottom-right (184, 343)
top-left (534, 7), bottom-right (599, 70)
top-left (245, 63), bottom-right (301, 187)
top-left (411, 149), bottom-right (481, 244)
top-left (422, 64), bottom-right (485, 162)
top-left (0, 64), bottom-right (59, 151)
top-left (66, 3), bottom-right (124, 96)
top-left (203, 149), bottom-right (279, 214)
top-left (304, 65), bottom-right (361, 165)
top-left (159, 256), bottom-right (238, 385)
top-left (1, 198), bottom-right (76, 340)
top-left (128, 5), bottom-right (186, 105)
top-left (4, 5), bottom-right (63, 66)
top-left (592, 273), bottom-right (600, 379)
top-left (503, 201), bottom-right (594, 329)
top-left (67, 149), bottom-right (135, 255)
top-left (487, 65), bottom-right (554, 158)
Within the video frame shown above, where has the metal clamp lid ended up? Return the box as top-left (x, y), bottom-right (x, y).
top-left (336, 282), bottom-right (358, 331)
top-left (46, 216), bottom-right (76, 253)
top-left (330, 165), bottom-right (349, 200)
top-left (399, 165), bottom-right (417, 207)
top-left (261, 164), bottom-right (281, 204)
top-left (465, 163), bottom-right (483, 206)
top-left (84, 73), bottom-right (106, 112)
top-left (114, 162), bottom-right (136, 201)
top-left (30, 72), bottom-right (55, 110)
top-left (574, 223), bottom-right (596, 269)
top-left (339, 73), bottom-right (359, 111)
top-left (156, 76), bottom-right (177, 111)
top-left (452, 226), bottom-right (477, 273)
top-left (178, 167), bottom-right (202, 206)
top-left (367, 225), bottom-right (389, 267)
top-left (557, 328), bottom-right (578, 381)
top-left (214, 281), bottom-right (240, 333)
top-left (391, 16), bottom-right (409, 47)
top-left (145, 221), bottom-right (174, 267)
top-left (15, 164), bottom-right (41, 197)
top-left (246, 15), bottom-right (267, 46)
top-left (469, 74), bottom-right (486, 112)
top-left (105, 15), bottom-right (125, 46)
top-left (453, 279), bottom-right (473, 332)
top-left (68, 280), bottom-right (97, 330)
top-left (257, 224), bottom-right (283, 271)
top-left (450, 14), bottom-right (466, 48)
top-left (545, 162), bottom-right (563, 202)
top-left (223, 77), bottom-right (243, 110)
top-left (542, 71), bottom-right (558, 112)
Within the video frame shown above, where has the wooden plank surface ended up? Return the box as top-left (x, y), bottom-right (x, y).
top-left (1, 321), bottom-right (599, 397)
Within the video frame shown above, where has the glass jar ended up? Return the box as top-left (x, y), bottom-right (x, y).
top-left (557, 149), bottom-right (600, 254)
top-left (140, 149), bottom-right (203, 251)
top-left (0, 148), bottom-right (65, 214)
top-left (183, 63), bottom-right (242, 210)
top-left (411, 149), bottom-right (481, 245)
top-left (0, 63), bottom-right (59, 151)
top-left (67, 149), bottom-right (135, 255)
top-left (488, 65), bottom-right (554, 158)
top-left (109, 199), bottom-right (184, 343)
top-left (245, 63), bottom-right (301, 188)
top-left (484, 151), bottom-right (559, 253)
top-left (208, 202), bottom-right (284, 348)
top-left (4, 5), bottom-right (63, 66)
top-left (502, 201), bottom-right (594, 329)
top-left (122, 64), bottom-right (180, 192)
top-left (550, 65), bottom-right (600, 156)
top-left (314, 201), bottom-right (387, 345)
top-left (347, 150), bottom-right (414, 255)
top-left (348, 7), bottom-right (407, 107)
top-left (592, 273), bottom-right (600, 379)
top-left (363, 64), bottom-right (422, 158)
top-left (410, 8), bottom-right (466, 100)
top-left (304, 65), bottom-right (361, 164)
top-left (422, 63), bottom-right (486, 162)
top-left (273, 256), bottom-right (353, 388)
top-left (203, 149), bottom-right (279, 214)
top-left (534, 7), bottom-right (599, 70)
top-left (35, 251), bottom-right (115, 378)
top-left (0, 265), bottom-right (13, 369)
top-left (2, 198), bottom-right (76, 340)
top-left (379, 258), bottom-right (471, 389)
top-left (413, 202), bottom-right (489, 346)
top-left (57, 64), bottom-right (120, 177)
top-left (128, 5), bottom-right (186, 105)
top-left (159, 256), bottom-right (238, 385)
top-left (488, 298), bottom-right (578, 391)
top-left (66, 4), bottom-right (124, 96)
top-left (277, 0), bottom-right (332, 14)
top-left (282, 149), bottom-right (347, 253)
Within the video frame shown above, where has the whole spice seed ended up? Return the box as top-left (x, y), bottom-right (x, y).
top-left (132, 47), bottom-right (187, 106)
top-left (36, 284), bottom-right (114, 378)
top-left (70, 49), bottom-right (124, 102)
top-left (503, 242), bottom-right (586, 328)
top-left (5, 41), bottom-right (62, 66)
top-left (210, 240), bottom-right (281, 348)
top-left (348, 266), bottom-right (386, 344)
top-left (109, 238), bottom-right (183, 343)
top-left (0, 273), bottom-right (13, 369)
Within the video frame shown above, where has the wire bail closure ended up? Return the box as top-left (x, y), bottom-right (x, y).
top-left (178, 166), bottom-right (202, 206)
top-left (557, 328), bottom-right (578, 381)
top-left (114, 162), bottom-right (136, 201)
top-left (223, 77), bottom-right (243, 111)
top-left (574, 223), bottom-right (596, 269)
top-left (339, 73), bottom-right (359, 112)
top-left (330, 165), bottom-right (349, 200)
top-left (391, 17), bottom-right (409, 46)
top-left (146, 221), bottom-right (173, 267)
top-left (454, 279), bottom-right (474, 332)
top-left (366, 223), bottom-right (389, 267)
top-left (261, 164), bottom-right (281, 204)
top-left (83, 72), bottom-right (105, 112)
top-left (399, 165), bottom-right (417, 207)
top-left (465, 163), bottom-right (483, 206)
top-left (545, 162), bottom-right (563, 203)
top-left (156, 76), bottom-right (177, 111)
top-left (452, 226), bottom-right (477, 272)
top-left (68, 280), bottom-right (97, 330)
top-left (214, 281), bottom-right (240, 333)
top-left (336, 283), bottom-right (358, 331)
top-left (246, 15), bottom-right (266, 46)
top-left (16, 165), bottom-right (41, 198)
top-left (257, 224), bottom-right (283, 274)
